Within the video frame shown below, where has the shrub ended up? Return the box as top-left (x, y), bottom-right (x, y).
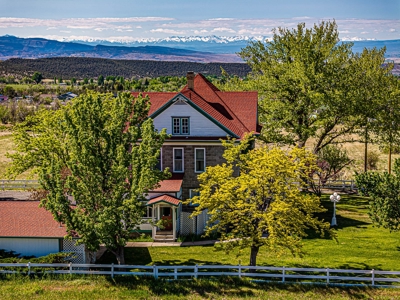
top-left (367, 150), bottom-right (380, 170)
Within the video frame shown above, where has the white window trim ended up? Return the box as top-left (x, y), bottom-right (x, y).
top-left (172, 117), bottom-right (190, 135)
top-left (173, 147), bottom-right (184, 173)
top-left (194, 148), bottom-right (206, 173)
top-left (157, 148), bottom-right (163, 171)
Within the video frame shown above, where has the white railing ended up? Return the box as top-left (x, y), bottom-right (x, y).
top-left (0, 179), bottom-right (357, 191)
top-left (1, 263), bottom-right (399, 286)
top-left (0, 180), bottom-right (40, 190)
top-left (319, 180), bottom-right (357, 190)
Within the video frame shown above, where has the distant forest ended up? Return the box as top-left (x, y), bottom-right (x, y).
top-left (0, 57), bottom-right (251, 79)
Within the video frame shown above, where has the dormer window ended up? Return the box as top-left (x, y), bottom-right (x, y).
top-left (172, 117), bottom-right (189, 135)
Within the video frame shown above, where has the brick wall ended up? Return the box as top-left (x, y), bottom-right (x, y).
top-left (162, 145), bottom-right (226, 200)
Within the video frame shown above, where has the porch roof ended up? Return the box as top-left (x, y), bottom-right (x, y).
top-left (147, 194), bottom-right (181, 207)
top-left (152, 173), bottom-right (183, 193)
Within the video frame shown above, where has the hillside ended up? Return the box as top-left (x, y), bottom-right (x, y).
top-left (0, 35), bottom-right (242, 63)
top-left (0, 57), bottom-right (251, 79)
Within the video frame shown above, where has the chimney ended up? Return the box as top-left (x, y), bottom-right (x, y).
top-left (187, 71), bottom-right (195, 90)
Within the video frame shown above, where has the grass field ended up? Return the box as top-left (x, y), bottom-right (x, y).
top-left (0, 131), bottom-right (34, 180)
top-left (1, 275), bottom-right (400, 300)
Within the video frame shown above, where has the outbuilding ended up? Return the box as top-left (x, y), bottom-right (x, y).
top-left (0, 200), bottom-right (88, 263)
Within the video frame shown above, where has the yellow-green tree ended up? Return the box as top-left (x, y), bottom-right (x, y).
top-left (191, 135), bottom-right (331, 266)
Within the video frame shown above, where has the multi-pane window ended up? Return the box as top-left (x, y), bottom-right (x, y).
top-left (172, 117), bottom-right (189, 135)
top-left (195, 148), bottom-right (205, 173)
top-left (173, 148), bottom-right (184, 172)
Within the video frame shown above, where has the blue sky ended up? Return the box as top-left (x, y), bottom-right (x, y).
top-left (0, 0), bottom-right (399, 41)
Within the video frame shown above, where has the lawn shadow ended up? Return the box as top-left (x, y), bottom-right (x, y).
top-left (97, 247), bottom-right (153, 265)
top-left (104, 275), bottom-right (382, 299)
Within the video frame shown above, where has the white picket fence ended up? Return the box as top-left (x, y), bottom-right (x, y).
top-left (0, 263), bottom-right (399, 287)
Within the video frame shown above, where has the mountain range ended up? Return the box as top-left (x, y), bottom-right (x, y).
top-left (0, 35), bottom-right (242, 63)
top-left (0, 35), bottom-right (399, 63)
top-left (63, 35), bottom-right (400, 59)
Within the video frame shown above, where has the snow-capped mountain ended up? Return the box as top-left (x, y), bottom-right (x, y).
top-left (62, 35), bottom-right (400, 59)
top-left (62, 35), bottom-right (269, 53)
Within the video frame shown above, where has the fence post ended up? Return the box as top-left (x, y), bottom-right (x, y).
top-left (111, 263), bottom-right (114, 279)
top-left (174, 267), bottom-right (178, 280)
top-left (153, 265), bottom-right (158, 279)
top-left (351, 180), bottom-right (354, 190)
top-left (282, 266), bottom-right (285, 283)
top-left (238, 264), bottom-right (242, 279)
top-left (326, 268), bottom-right (329, 284)
top-left (194, 264), bottom-right (198, 279)
top-left (372, 269), bottom-right (375, 286)
top-left (27, 262), bottom-right (31, 276)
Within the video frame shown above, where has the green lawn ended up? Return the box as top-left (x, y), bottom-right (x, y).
top-left (1, 275), bottom-right (400, 300)
top-left (99, 194), bottom-right (400, 271)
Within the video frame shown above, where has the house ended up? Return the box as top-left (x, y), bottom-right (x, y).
top-left (0, 201), bottom-right (90, 263)
top-left (58, 92), bottom-right (78, 101)
top-left (132, 72), bottom-right (260, 241)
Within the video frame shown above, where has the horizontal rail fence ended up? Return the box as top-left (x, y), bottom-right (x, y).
top-left (320, 180), bottom-right (357, 190)
top-left (0, 263), bottom-right (399, 287)
top-left (0, 180), bottom-right (40, 190)
top-left (0, 180), bottom-right (356, 191)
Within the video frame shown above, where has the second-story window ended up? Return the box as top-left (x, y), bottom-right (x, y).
top-left (172, 117), bottom-right (189, 135)
top-left (173, 148), bottom-right (184, 172)
top-left (195, 148), bottom-right (206, 173)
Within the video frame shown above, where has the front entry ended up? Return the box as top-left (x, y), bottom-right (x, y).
top-left (161, 207), bottom-right (172, 231)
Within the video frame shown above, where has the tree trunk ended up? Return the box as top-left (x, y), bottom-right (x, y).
top-left (249, 245), bottom-right (259, 272)
top-left (364, 127), bottom-right (368, 172)
top-left (113, 245), bottom-right (125, 265)
top-left (388, 143), bottom-right (392, 174)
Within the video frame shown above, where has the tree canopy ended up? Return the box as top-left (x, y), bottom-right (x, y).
top-left (356, 159), bottom-right (400, 232)
top-left (31, 72), bottom-right (43, 84)
top-left (8, 92), bottom-right (169, 264)
top-left (190, 135), bottom-right (331, 266)
top-left (238, 21), bottom-right (393, 153)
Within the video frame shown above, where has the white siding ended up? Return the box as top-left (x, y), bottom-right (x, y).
top-left (153, 102), bottom-right (228, 136)
top-left (0, 238), bottom-right (60, 257)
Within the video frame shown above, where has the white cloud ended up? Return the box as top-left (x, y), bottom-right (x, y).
top-left (150, 28), bottom-right (186, 34)
top-left (389, 28), bottom-right (396, 32)
top-left (212, 27), bottom-right (236, 33)
top-left (193, 29), bottom-right (208, 34)
top-left (208, 18), bottom-right (234, 21)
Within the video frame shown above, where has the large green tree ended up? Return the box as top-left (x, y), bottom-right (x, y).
top-left (369, 76), bottom-right (400, 173)
top-left (190, 135), bottom-right (330, 266)
top-left (239, 21), bottom-right (391, 154)
top-left (8, 92), bottom-right (169, 264)
top-left (31, 72), bottom-right (43, 84)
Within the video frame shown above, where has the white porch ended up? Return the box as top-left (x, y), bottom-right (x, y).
top-left (147, 194), bottom-right (181, 242)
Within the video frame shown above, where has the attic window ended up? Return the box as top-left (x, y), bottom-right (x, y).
top-left (172, 117), bottom-right (189, 135)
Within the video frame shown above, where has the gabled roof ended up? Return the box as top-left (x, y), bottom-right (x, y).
top-left (147, 194), bottom-right (181, 206)
top-left (0, 201), bottom-right (67, 238)
top-left (152, 173), bottom-right (183, 193)
top-left (132, 73), bottom-right (259, 139)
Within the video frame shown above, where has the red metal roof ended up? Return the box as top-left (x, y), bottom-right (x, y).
top-left (0, 201), bottom-right (67, 238)
top-left (152, 173), bottom-right (183, 193)
top-left (147, 194), bottom-right (181, 206)
top-left (131, 73), bottom-right (259, 138)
